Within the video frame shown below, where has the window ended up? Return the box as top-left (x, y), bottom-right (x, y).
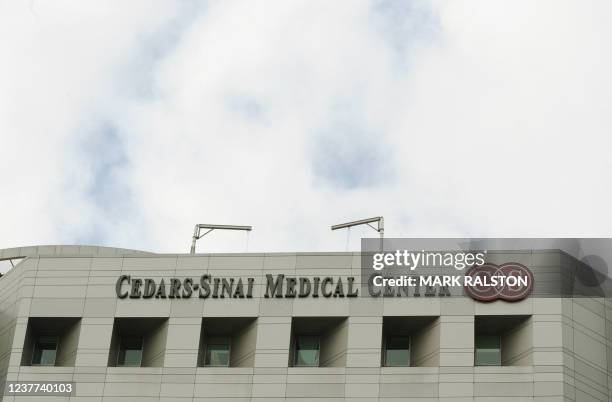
top-left (384, 335), bottom-right (410, 366)
top-left (198, 317), bottom-right (257, 368)
top-left (475, 335), bottom-right (501, 366)
top-left (108, 318), bottom-right (168, 368)
top-left (289, 317), bottom-right (347, 368)
top-left (117, 336), bottom-right (143, 367)
top-left (294, 336), bottom-right (320, 367)
top-left (381, 316), bottom-right (438, 367)
top-left (22, 317), bottom-right (81, 367)
top-left (204, 337), bottom-right (230, 366)
top-left (475, 315), bottom-right (531, 367)
top-left (31, 336), bottom-right (58, 366)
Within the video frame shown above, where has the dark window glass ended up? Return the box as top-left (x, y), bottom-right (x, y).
top-left (117, 336), bottom-right (143, 367)
top-left (475, 335), bottom-right (501, 366)
top-left (294, 336), bottom-right (319, 367)
top-left (204, 337), bottom-right (230, 366)
top-left (32, 336), bottom-right (58, 366)
top-left (384, 335), bottom-right (410, 366)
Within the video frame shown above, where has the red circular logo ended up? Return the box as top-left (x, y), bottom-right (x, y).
top-left (464, 262), bottom-right (533, 302)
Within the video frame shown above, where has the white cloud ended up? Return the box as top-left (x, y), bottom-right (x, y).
top-left (1, 0), bottom-right (611, 257)
top-left (0, 0), bottom-right (195, 249)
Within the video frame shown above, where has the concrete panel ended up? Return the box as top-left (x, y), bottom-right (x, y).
top-left (29, 298), bottom-right (84, 317)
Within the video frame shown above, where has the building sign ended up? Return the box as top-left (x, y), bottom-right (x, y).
top-left (116, 264), bottom-right (533, 302)
top-left (463, 262), bottom-right (534, 302)
top-left (115, 274), bottom-right (359, 299)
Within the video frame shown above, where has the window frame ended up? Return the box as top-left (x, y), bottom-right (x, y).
top-left (474, 334), bottom-right (502, 366)
top-left (383, 334), bottom-right (411, 367)
top-left (31, 335), bottom-right (59, 366)
top-left (293, 335), bottom-right (321, 367)
top-left (203, 336), bottom-right (232, 367)
top-left (116, 335), bottom-right (144, 367)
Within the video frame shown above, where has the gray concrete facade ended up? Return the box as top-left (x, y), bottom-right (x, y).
top-left (0, 245), bottom-right (611, 401)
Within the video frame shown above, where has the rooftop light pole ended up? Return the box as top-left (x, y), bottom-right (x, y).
top-left (331, 216), bottom-right (384, 239)
top-left (190, 224), bottom-right (253, 254)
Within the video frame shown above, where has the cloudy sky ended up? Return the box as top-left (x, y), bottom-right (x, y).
top-left (1, 0), bottom-right (611, 256)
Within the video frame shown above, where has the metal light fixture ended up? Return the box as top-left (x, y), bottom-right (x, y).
top-left (331, 216), bottom-right (384, 238)
top-left (190, 224), bottom-right (253, 254)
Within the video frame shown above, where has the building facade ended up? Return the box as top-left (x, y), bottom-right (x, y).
top-left (0, 245), bottom-right (611, 401)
